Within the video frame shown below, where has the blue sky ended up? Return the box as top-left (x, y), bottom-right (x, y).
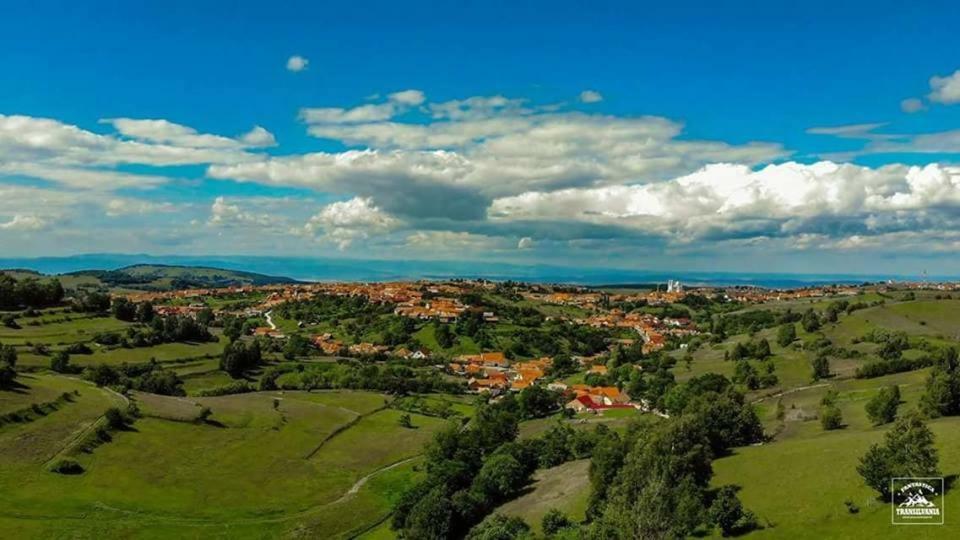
top-left (1, 0), bottom-right (959, 275)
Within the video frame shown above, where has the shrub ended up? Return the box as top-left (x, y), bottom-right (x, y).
top-left (48, 459), bottom-right (84, 475)
top-left (820, 404), bottom-right (843, 430)
top-left (104, 407), bottom-right (128, 430)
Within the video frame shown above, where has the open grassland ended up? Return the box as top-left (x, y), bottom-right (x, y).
top-left (496, 459), bottom-right (591, 534)
top-left (0, 382), bottom-right (450, 539)
top-left (0, 316), bottom-right (131, 347)
top-left (712, 415), bottom-right (960, 539)
top-left (826, 299), bottom-right (960, 345)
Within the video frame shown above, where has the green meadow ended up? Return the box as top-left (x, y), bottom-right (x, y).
top-left (0, 374), bottom-right (451, 539)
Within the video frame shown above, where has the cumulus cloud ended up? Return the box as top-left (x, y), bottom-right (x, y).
top-left (213, 92), bottom-right (786, 228)
top-left (303, 197), bottom-right (399, 249)
top-left (300, 89), bottom-right (427, 125)
top-left (929, 69), bottom-right (960, 104)
top-left (208, 196), bottom-right (279, 228)
top-left (286, 55), bottom-right (309, 72)
top-left (0, 214), bottom-right (48, 231)
top-left (489, 161), bottom-right (960, 248)
top-left (579, 90), bottom-right (603, 103)
top-left (239, 126), bottom-right (277, 147)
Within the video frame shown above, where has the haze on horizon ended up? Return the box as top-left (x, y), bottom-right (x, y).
top-left (2, 1), bottom-right (960, 276)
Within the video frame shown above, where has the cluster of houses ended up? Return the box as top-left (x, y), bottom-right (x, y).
top-left (562, 384), bottom-right (637, 413)
top-left (445, 351), bottom-right (641, 414)
top-left (447, 352), bottom-right (553, 394)
top-left (309, 333), bottom-right (431, 360)
top-left (579, 310), bottom-right (698, 354)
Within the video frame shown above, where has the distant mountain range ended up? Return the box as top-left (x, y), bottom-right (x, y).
top-left (0, 253), bottom-right (938, 288)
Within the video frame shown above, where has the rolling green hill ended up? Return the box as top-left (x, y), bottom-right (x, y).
top-left (62, 264), bottom-right (299, 291)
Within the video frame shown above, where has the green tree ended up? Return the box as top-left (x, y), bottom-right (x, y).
top-left (820, 403), bottom-right (843, 430)
top-left (472, 454), bottom-right (527, 500)
top-left (405, 486), bottom-right (453, 539)
top-left (466, 514), bottom-right (530, 540)
top-left (517, 385), bottom-right (558, 419)
top-left (541, 508), bottom-right (572, 535)
top-left (104, 407), bottom-right (128, 430)
top-left (399, 413), bottom-right (413, 428)
top-left (857, 411), bottom-right (940, 498)
top-left (283, 333), bottom-right (312, 360)
top-left (0, 361), bottom-right (15, 389)
top-left (550, 353), bottom-right (576, 376)
top-left (776, 323), bottom-right (797, 347)
top-left (865, 385), bottom-right (900, 425)
top-left (920, 349), bottom-right (960, 417)
top-left (709, 485), bottom-right (753, 536)
top-left (801, 309), bottom-right (821, 333)
top-left (811, 353), bottom-right (830, 381)
top-left (50, 351), bottom-right (71, 373)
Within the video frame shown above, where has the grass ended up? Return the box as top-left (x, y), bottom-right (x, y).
top-left (712, 415), bottom-right (960, 538)
top-left (0, 316), bottom-right (131, 346)
top-left (0, 384), bottom-right (450, 538)
top-left (495, 459), bottom-right (591, 534)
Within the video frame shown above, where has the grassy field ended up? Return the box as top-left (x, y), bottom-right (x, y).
top-left (0, 316), bottom-right (131, 346)
top-left (0, 381), bottom-right (451, 538)
top-left (495, 459), bottom-right (591, 534)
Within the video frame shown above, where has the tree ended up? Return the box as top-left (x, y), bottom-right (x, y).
top-left (865, 385), bottom-right (900, 425)
top-left (220, 340), bottom-right (262, 378)
top-left (466, 514), bottom-right (530, 540)
top-left (50, 351), bottom-right (71, 373)
top-left (857, 411), bottom-right (940, 498)
top-left (0, 361), bottom-right (15, 389)
top-left (283, 334), bottom-right (312, 360)
top-left (920, 349), bottom-right (960, 417)
top-left (405, 486), bottom-right (454, 539)
top-left (819, 388), bottom-right (842, 430)
top-left (197, 406), bottom-right (213, 423)
top-left (776, 323), bottom-right (797, 347)
top-left (733, 360), bottom-right (759, 390)
top-left (550, 353), bottom-right (576, 376)
top-left (399, 413), bottom-right (413, 428)
top-left (811, 353), bottom-right (830, 381)
top-left (472, 454), bottom-right (527, 501)
top-left (709, 485), bottom-right (755, 536)
top-left (104, 407), bottom-right (128, 430)
top-left (542, 508), bottom-right (572, 535)
top-left (0, 343), bottom-right (17, 368)
top-left (435, 323), bottom-right (455, 349)
top-left (801, 309), bottom-right (821, 333)
top-left (517, 385), bottom-right (558, 419)
top-left (111, 297), bottom-right (137, 321)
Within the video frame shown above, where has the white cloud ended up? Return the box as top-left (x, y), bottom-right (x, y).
top-left (579, 90), bottom-right (603, 103)
top-left (388, 89), bottom-right (426, 106)
top-left (105, 198), bottom-right (177, 217)
top-left (208, 196), bottom-right (279, 228)
top-left (489, 161), bottom-right (960, 246)
top-left (0, 214), bottom-right (48, 231)
top-left (517, 236), bottom-right (534, 249)
top-left (929, 69), bottom-right (960, 104)
top-left (239, 126), bottom-right (277, 147)
top-left (300, 89), bottom-right (426, 125)
top-left (901, 98), bottom-right (925, 113)
top-left (286, 55), bottom-right (309, 72)
top-left (405, 230), bottom-right (502, 251)
top-left (304, 197), bottom-right (399, 249)
top-left (219, 94), bottom-right (785, 220)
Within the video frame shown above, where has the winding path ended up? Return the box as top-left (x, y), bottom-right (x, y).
top-left (264, 310), bottom-right (277, 330)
